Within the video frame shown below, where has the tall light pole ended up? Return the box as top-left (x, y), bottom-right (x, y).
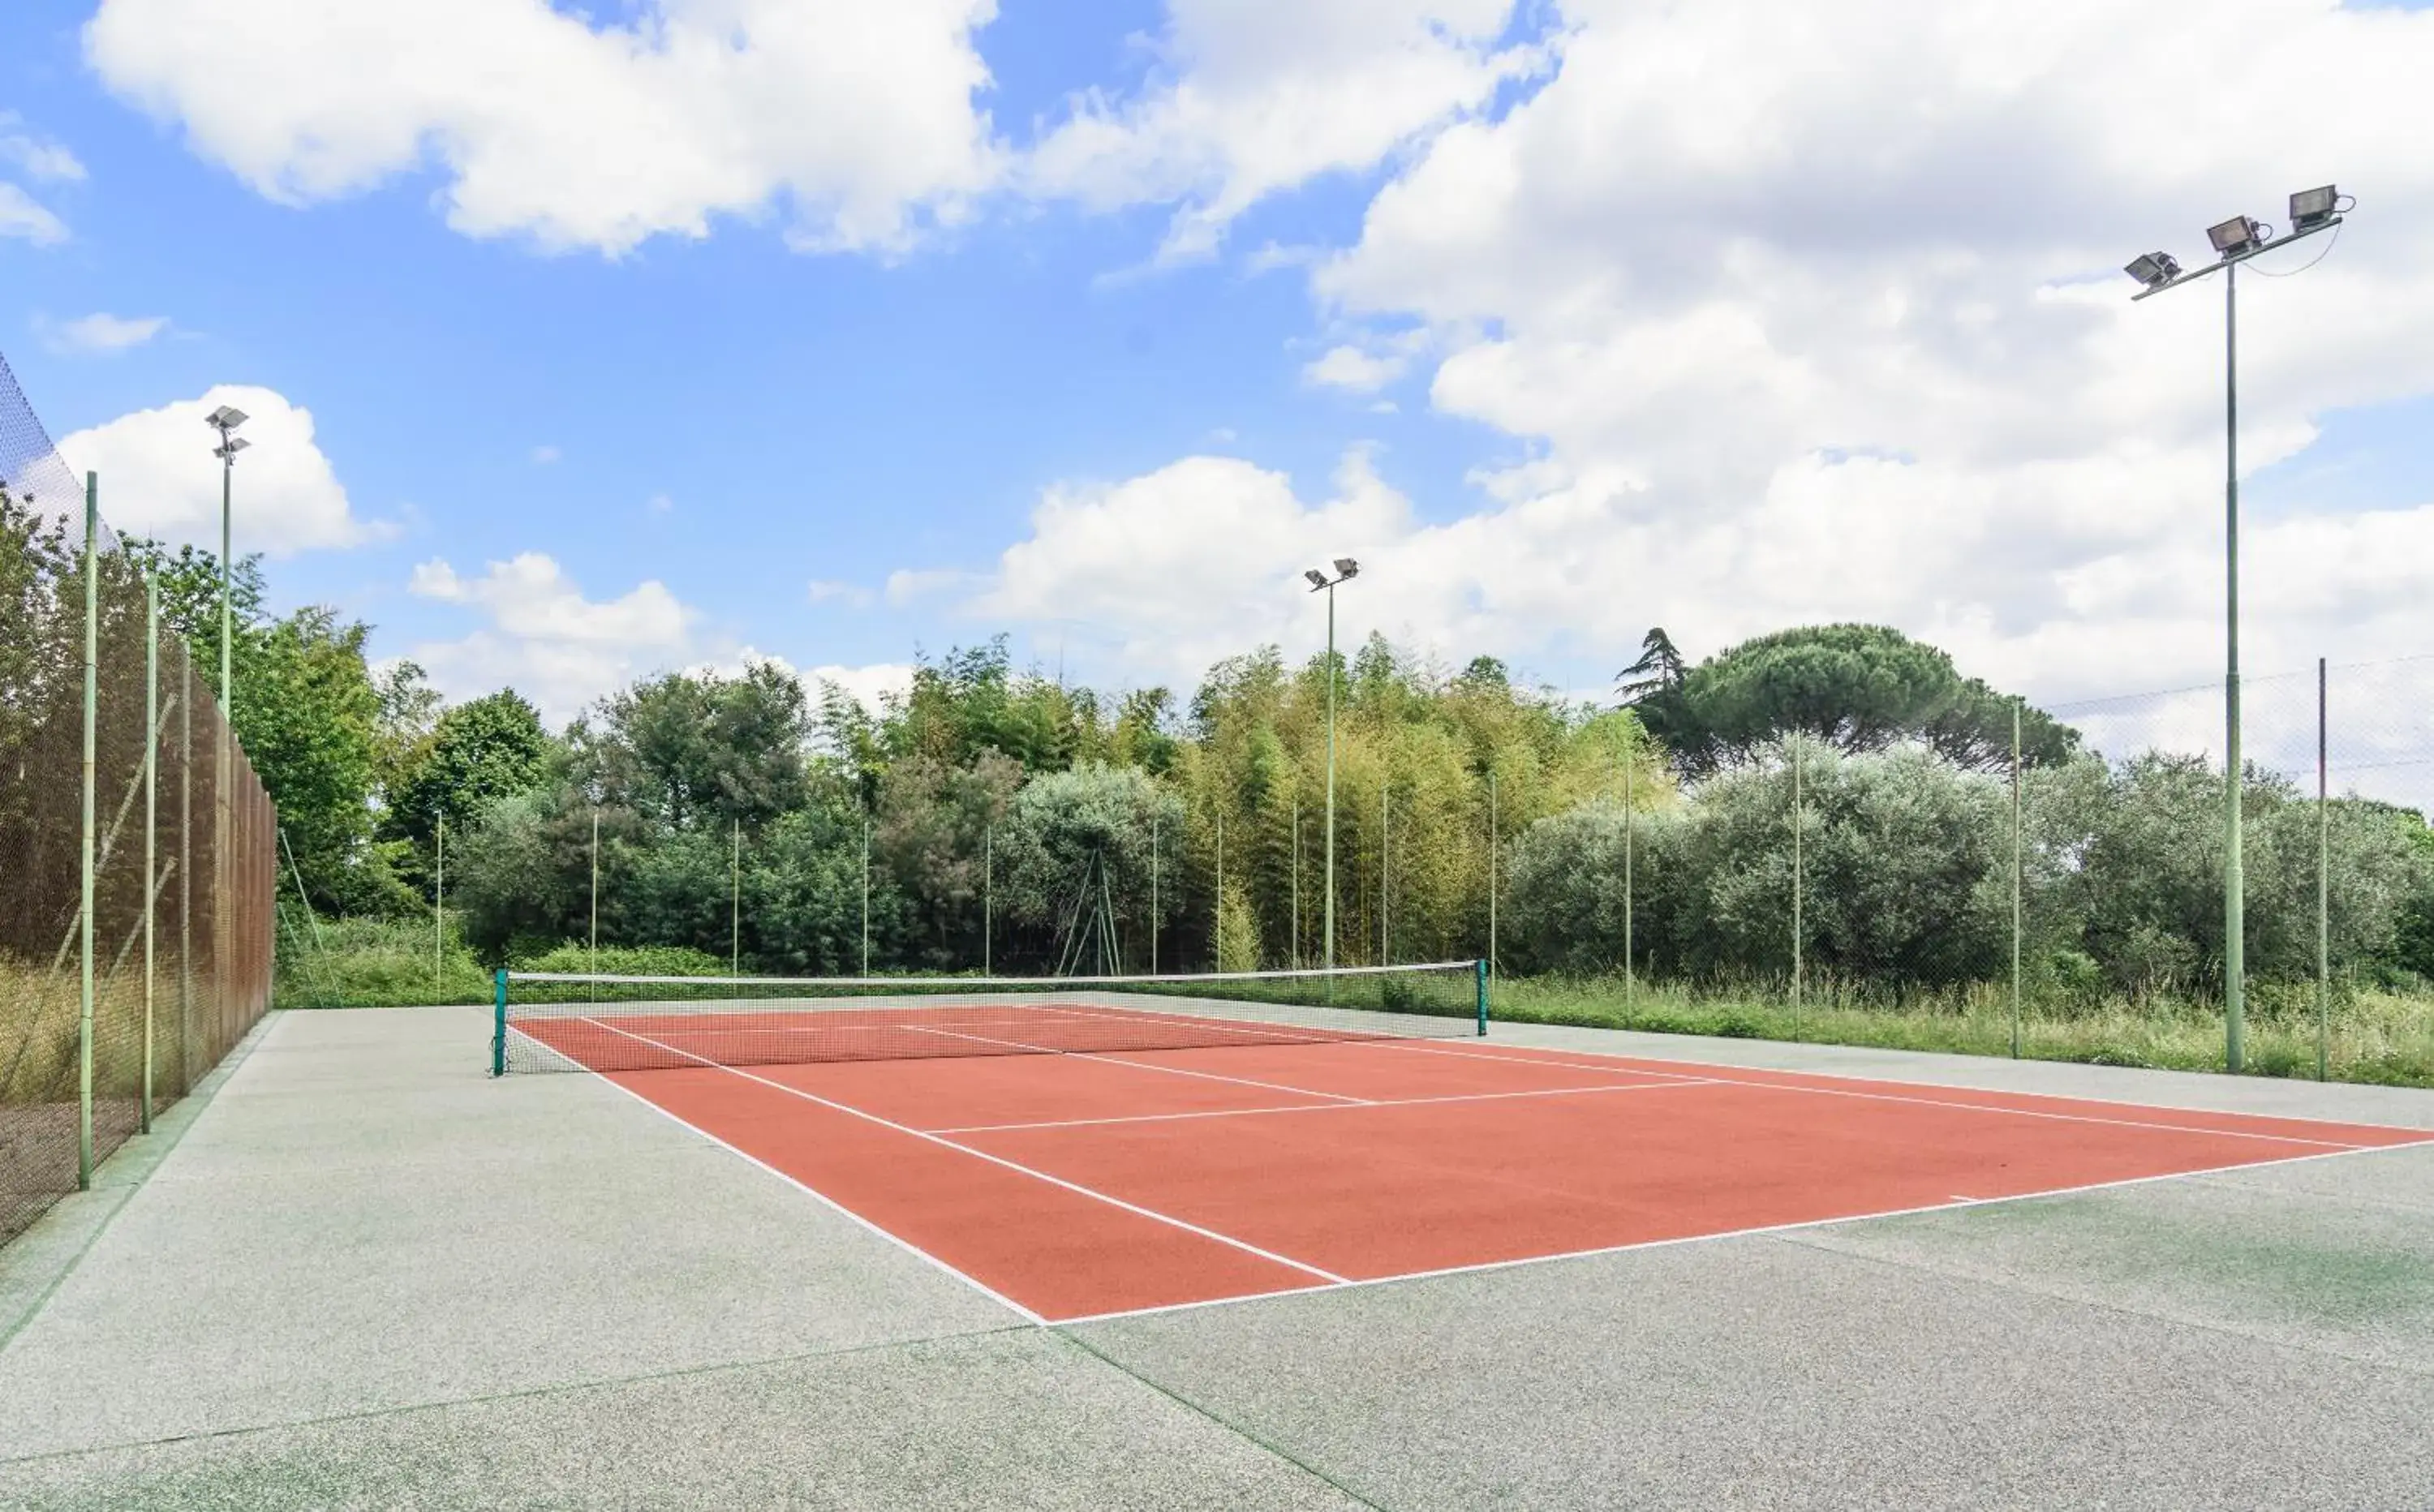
top-left (2124, 183), bottom-right (2350, 1073)
top-left (1303, 558), bottom-right (1360, 973)
top-left (204, 406), bottom-right (249, 714)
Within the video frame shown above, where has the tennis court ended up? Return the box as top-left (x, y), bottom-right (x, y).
top-left (6, 986), bottom-right (2434, 1508)
top-left (501, 981), bottom-right (2432, 1324)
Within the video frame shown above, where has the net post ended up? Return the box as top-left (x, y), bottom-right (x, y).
top-left (492, 969), bottom-right (508, 1076)
top-left (1474, 957), bottom-right (1489, 1036)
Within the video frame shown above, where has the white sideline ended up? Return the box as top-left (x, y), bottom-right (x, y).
top-left (578, 1016), bottom-right (1352, 1286)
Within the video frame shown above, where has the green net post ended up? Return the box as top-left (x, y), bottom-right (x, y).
top-left (1474, 957), bottom-right (1489, 1036)
top-left (492, 969), bottom-right (509, 1076)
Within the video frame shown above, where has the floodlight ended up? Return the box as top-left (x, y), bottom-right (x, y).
top-left (217, 436), bottom-right (251, 457)
top-left (2289, 184), bottom-right (2338, 231)
top-left (204, 405), bottom-right (248, 431)
top-left (2207, 216), bottom-right (2260, 256)
top-left (2124, 252), bottom-right (2181, 289)
top-left (1304, 569), bottom-right (1329, 590)
top-left (1332, 556), bottom-right (1360, 578)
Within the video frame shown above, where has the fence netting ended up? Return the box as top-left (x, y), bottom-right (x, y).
top-left (1, 350), bottom-right (275, 1247)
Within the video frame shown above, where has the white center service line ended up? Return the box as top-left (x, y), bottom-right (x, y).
top-left (927, 1076), bottom-right (1717, 1135)
top-left (896, 1020), bottom-right (1375, 1103)
top-left (578, 1016), bottom-right (1352, 1286)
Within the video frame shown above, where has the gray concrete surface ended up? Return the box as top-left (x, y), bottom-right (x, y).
top-left (2, 1004), bottom-right (2430, 1509)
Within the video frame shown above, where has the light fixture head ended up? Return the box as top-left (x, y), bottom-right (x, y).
top-left (216, 436), bottom-right (251, 458)
top-left (1332, 556), bottom-right (1360, 578)
top-left (2124, 251), bottom-right (2181, 289)
top-left (2289, 184), bottom-right (2338, 231)
top-left (1303, 569), bottom-right (1329, 590)
top-left (204, 405), bottom-right (249, 432)
top-left (2207, 216), bottom-right (2261, 256)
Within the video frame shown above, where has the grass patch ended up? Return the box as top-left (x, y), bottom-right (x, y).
top-left (1490, 973), bottom-right (2434, 1089)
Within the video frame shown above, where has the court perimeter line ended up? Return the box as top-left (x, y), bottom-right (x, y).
top-left (578, 1067), bottom-right (1049, 1325)
top-left (1048, 1136), bottom-right (2430, 1328)
top-left (1383, 1039), bottom-right (2393, 1149)
top-left (582, 1016), bottom-right (1352, 1286)
top-left (928, 1077), bottom-right (1716, 1135)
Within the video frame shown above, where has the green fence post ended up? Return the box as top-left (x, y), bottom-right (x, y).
top-left (492, 969), bottom-right (509, 1076)
top-left (1475, 957), bottom-right (1489, 1037)
top-left (78, 472), bottom-right (98, 1189)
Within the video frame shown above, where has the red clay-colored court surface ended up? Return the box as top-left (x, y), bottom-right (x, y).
top-left (568, 1031), bottom-right (2432, 1325)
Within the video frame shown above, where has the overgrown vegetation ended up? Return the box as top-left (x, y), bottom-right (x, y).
top-left (25, 510), bottom-right (2419, 1085)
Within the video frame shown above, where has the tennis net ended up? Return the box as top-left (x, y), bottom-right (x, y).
top-left (492, 960), bottom-right (1488, 1075)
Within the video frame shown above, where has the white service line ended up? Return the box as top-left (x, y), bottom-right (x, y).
top-left (1047, 1136), bottom-right (2433, 1328)
top-left (929, 1076), bottom-right (1718, 1135)
top-left (1382, 1039), bottom-right (2385, 1149)
top-left (578, 1064), bottom-right (1047, 1325)
top-left (578, 1016), bottom-right (1351, 1286)
top-left (894, 1020), bottom-right (1376, 1104)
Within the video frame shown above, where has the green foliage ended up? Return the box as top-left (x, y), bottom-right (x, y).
top-left (574, 662), bottom-right (812, 832)
top-left (1635, 623), bottom-right (2077, 777)
top-left (996, 762), bottom-right (1184, 967)
top-left (385, 689), bottom-right (553, 850)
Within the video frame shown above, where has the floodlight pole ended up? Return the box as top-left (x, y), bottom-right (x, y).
top-left (2129, 206), bottom-right (2343, 1073)
top-left (1305, 562), bottom-right (1360, 973)
top-left (1325, 580), bottom-right (1339, 973)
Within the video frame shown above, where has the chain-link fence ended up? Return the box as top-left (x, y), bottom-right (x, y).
top-left (1, 351), bottom-right (276, 1246)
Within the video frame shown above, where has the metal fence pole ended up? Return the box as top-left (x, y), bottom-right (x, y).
top-left (2317, 657), bottom-right (2330, 1081)
top-left (179, 639), bottom-right (192, 1093)
top-left (1791, 742), bottom-right (1804, 1019)
top-left (2011, 701), bottom-right (2023, 1059)
top-left (729, 816), bottom-right (740, 977)
top-left (983, 824), bottom-right (992, 976)
top-left (77, 473), bottom-right (98, 1188)
top-left (434, 815), bottom-right (445, 996)
top-left (1150, 809), bottom-right (1159, 974)
top-left (1623, 737), bottom-right (1634, 1007)
top-left (144, 573), bottom-right (158, 1131)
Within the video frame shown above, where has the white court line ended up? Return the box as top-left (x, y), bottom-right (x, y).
top-left (1380, 1039), bottom-right (2391, 1150)
top-left (1047, 1137), bottom-right (2433, 1328)
top-left (892, 1020), bottom-right (1376, 1104)
top-left (929, 1076), bottom-right (1715, 1135)
top-left (577, 1066), bottom-right (1047, 1325)
top-left (579, 1016), bottom-right (1351, 1286)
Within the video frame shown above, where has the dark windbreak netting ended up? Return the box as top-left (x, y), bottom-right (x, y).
top-left (497, 961), bottom-right (1487, 1074)
top-left (0, 350), bottom-right (276, 1247)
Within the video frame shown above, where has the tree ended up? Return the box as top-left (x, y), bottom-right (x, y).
top-left (1614, 627), bottom-right (1685, 704)
top-left (575, 662), bottom-right (811, 833)
top-left (241, 606), bottom-right (397, 912)
top-left (385, 689), bottom-right (553, 848)
top-left (996, 763), bottom-right (1183, 970)
top-left (1636, 624), bottom-right (2076, 778)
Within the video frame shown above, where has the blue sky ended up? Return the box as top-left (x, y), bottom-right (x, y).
top-left (4, 0), bottom-right (2430, 800)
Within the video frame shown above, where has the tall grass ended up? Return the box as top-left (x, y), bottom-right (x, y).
top-left (1490, 973), bottom-right (2434, 1088)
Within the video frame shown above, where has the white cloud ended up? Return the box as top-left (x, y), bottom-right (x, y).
top-left (0, 114), bottom-right (84, 183)
top-left (56, 384), bottom-right (385, 555)
top-left (807, 578), bottom-right (875, 608)
top-left (1303, 344), bottom-right (1407, 392)
top-left (1229, 0), bottom-right (2434, 707)
top-left (807, 661), bottom-right (916, 714)
top-left (40, 311), bottom-right (170, 355)
top-left (406, 552), bottom-right (696, 720)
top-left (83, 0), bottom-right (1004, 256)
top-left (961, 449), bottom-right (1411, 685)
top-left (530, 444), bottom-right (560, 465)
top-left (0, 183), bottom-right (67, 245)
top-left (1025, 0), bottom-right (1544, 261)
top-left (645, 492), bottom-right (673, 515)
